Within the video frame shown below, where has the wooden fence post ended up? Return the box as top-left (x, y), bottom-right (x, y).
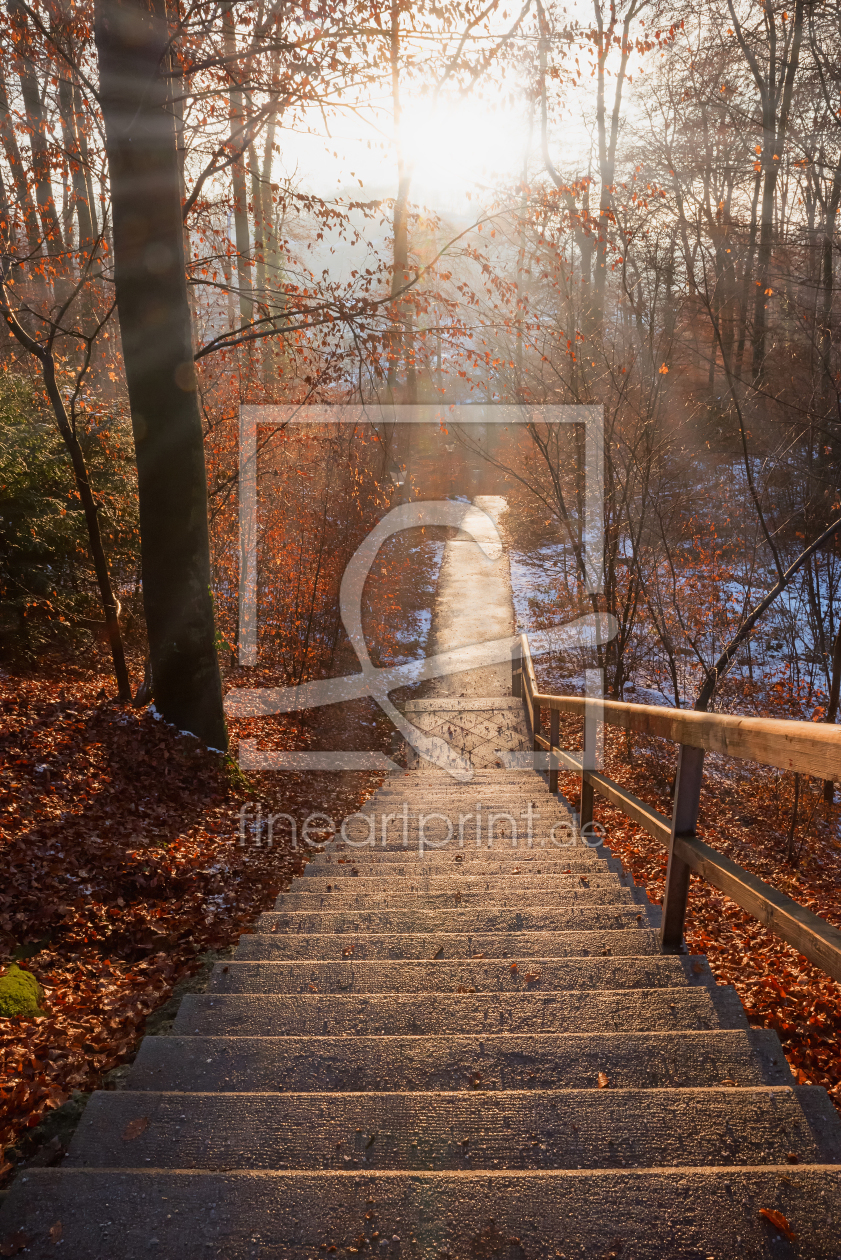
top-left (661, 744), bottom-right (705, 951)
top-left (533, 700), bottom-right (542, 757)
top-left (579, 769), bottom-right (595, 831)
top-left (549, 708), bottom-right (559, 794)
top-left (511, 644), bottom-right (521, 698)
top-left (579, 674), bottom-right (599, 831)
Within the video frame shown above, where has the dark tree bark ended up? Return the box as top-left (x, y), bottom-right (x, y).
top-left (94, 0), bottom-right (227, 749)
top-left (823, 626), bottom-right (841, 803)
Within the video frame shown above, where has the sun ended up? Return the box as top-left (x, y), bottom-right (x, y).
top-left (399, 93), bottom-right (527, 212)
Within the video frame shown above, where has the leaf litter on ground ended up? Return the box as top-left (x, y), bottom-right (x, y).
top-left (0, 656), bottom-right (393, 1182)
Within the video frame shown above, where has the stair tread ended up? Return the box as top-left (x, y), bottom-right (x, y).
top-left (171, 985), bottom-right (748, 1036)
top-left (293, 873), bottom-right (627, 890)
top-left (272, 888), bottom-right (641, 910)
top-left (64, 1085), bottom-right (841, 1170)
top-left (233, 928), bottom-right (665, 959)
top-left (252, 906), bottom-right (660, 933)
top-left (207, 955), bottom-right (713, 994)
top-left (4, 1167), bottom-right (841, 1258)
top-left (126, 1028), bottom-right (795, 1092)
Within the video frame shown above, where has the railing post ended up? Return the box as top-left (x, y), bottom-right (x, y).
top-left (579, 771), bottom-right (594, 831)
top-left (579, 716), bottom-right (594, 828)
top-left (533, 699), bottom-right (542, 757)
top-left (579, 670), bottom-right (600, 831)
top-left (511, 645), bottom-right (521, 698)
top-left (661, 744), bottom-right (705, 952)
top-left (549, 708), bottom-right (559, 794)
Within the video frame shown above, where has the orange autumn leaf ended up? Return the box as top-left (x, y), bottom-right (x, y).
top-left (758, 1209), bottom-right (796, 1241)
top-left (122, 1116), bottom-right (149, 1142)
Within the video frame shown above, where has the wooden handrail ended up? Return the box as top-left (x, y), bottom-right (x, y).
top-left (512, 633), bottom-right (841, 983)
top-left (527, 690), bottom-right (841, 779)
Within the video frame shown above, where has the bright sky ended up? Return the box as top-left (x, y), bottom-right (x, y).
top-left (278, 90), bottom-right (534, 219)
top-left (272, 11), bottom-right (635, 241)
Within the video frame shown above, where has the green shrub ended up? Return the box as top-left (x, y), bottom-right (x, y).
top-left (0, 371), bottom-right (140, 657)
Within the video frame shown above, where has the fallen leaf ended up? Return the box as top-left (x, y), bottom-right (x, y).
top-left (758, 1209), bottom-right (796, 1241)
top-left (691, 962), bottom-right (704, 974)
top-left (786, 1152), bottom-right (799, 1164)
top-left (49, 1221), bottom-right (62, 1243)
top-left (523, 972), bottom-right (541, 984)
top-left (598, 1071), bottom-right (610, 1088)
top-left (122, 1116), bottom-right (149, 1141)
top-left (510, 962), bottom-right (518, 973)
top-left (0, 1232), bottom-right (33, 1257)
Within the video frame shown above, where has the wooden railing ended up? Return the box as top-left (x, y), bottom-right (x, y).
top-left (512, 633), bottom-right (841, 983)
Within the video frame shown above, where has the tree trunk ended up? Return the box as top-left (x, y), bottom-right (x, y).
top-left (57, 75), bottom-right (96, 257)
top-left (259, 65), bottom-right (282, 381)
top-left (734, 170), bottom-right (761, 377)
top-left (817, 148), bottom-right (841, 387)
top-left (75, 83), bottom-right (100, 240)
top-left (823, 625), bottom-right (841, 803)
top-left (387, 0), bottom-right (415, 402)
top-left (8, 2), bottom-right (65, 261)
top-left (94, 0), bottom-right (227, 749)
top-left (592, 0), bottom-right (638, 337)
top-left (785, 771), bottom-right (800, 866)
top-left (0, 63), bottom-right (41, 257)
top-left (223, 6), bottom-right (253, 327)
top-left (746, 0), bottom-right (804, 379)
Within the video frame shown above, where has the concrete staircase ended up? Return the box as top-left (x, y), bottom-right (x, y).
top-left (3, 758), bottom-right (841, 1257)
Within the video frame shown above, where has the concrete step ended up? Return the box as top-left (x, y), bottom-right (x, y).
top-left (207, 955), bottom-right (713, 995)
top-left (171, 985), bottom-right (747, 1037)
top-left (291, 872), bottom-right (627, 894)
top-left (271, 887), bottom-right (640, 912)
top-left (335, 797), bottom-right (575, 812)
top-left (308, 833), bottom-right (598, 848)
top-left (252, 905), bottom-right (659, 935)
top-left (5, 1166), bottom-right (841, 1258)
top-left (233, 928), bottom-right (663, 961)
top-left (127, 1028), bottom-right (795, 1094)
top-left (301, 855), bottom-right (615, 876)
top-left (366, 821), bottom-right (579, 836)
top-left (312, 838), bottom-right (603, 857)
top-left (63, 1086), bottom-right (841, 1172)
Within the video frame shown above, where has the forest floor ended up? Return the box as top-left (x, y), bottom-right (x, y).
top-left (0, 651), bottom-right (394, 1189)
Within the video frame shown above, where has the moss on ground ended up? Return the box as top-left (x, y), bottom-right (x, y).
top-left (0, 965), bottom-right (42, 1017)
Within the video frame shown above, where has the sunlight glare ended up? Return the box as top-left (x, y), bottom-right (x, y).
top-left (399, 94), bottom-right (527, 213)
